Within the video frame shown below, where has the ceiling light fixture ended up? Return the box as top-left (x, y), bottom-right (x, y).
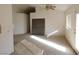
top-left (45, 4), bottom-right (56, 10)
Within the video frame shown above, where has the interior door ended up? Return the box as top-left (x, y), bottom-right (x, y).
top-left (32, 18), bottom-right (45, 35)
top-left (76, 13), bottom-right (79, 52)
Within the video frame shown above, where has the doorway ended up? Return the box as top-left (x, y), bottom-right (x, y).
top-left (32, 18), bottom-right (45, 35)
top-left (76, 13), bottom-right (79, 53)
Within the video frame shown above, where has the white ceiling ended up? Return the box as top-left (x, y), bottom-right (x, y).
top-left (13, 4), bottom-right (72, 11)
top-left (29, 4), bottom-right (72, 11)
top-left (54, 4), bottom-right (72, 11)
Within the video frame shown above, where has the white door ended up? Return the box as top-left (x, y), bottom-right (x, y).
top-left (76, 13), bottom-right (79, 53)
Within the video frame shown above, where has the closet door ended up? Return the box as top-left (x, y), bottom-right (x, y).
top-left (32, 18), bottom-right (45, 35)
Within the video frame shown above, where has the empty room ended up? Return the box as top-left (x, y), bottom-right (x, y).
top-left (0, 4), bottom-right (79, 55)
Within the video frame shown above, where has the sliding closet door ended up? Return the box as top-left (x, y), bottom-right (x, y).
top-left (32, 18), bottom-right (45, 35)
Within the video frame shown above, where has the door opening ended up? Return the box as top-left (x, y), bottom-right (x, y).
top-left (32, 18), bottom-right (45, 35)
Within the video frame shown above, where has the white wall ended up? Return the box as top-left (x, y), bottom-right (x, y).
top-left (65, 5), bottom-right (79, 54)
top-left (12, 5), bottom-right (29, 35)
top-left (65, 6), bottom-right (75, 47)
top-left (0, 4), bottom-right (14, 54)
top-left (13, 13), bottom-right (28, 35)
top-left (30, 7), bottom-right (65, 37)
